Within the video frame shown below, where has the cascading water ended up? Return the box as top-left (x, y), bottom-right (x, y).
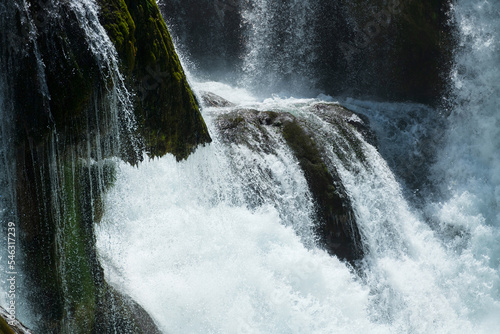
top-left (68, 0), bottom-right (141, 159)
top-left (240, 0), bottom-right (318, 96)
top-left (1, 0), bottom-right (499, 332)
top-left (428, 0), bottom-right (500, 316)
top-left (96, 91), bottom-right (380, 333)
top-left (94, 0), bottom-right (500, 333)
top-left (96, 84), bottom-right (500, 333)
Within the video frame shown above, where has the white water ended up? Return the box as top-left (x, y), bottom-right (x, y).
top-left (240, 0), bottom-right (317, 97)
top-left (94, 0), bottom-right (500, 333)
top-left (97, 91), bottom-right (383, 333)
top-left (427, 0), bottom-right (500, 322)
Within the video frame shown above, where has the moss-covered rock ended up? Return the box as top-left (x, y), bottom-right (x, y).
top-left (214, 107), bottom-right (364, 262)
top-left (0, 306), bottom-right (33, 333)
top-left (97, 0), bottom-right (212, 160)
top-left (7, 0), bottom-right (199, 331)
top-left (281, 118), bottom-right (363, 262)
top-left (15, 140), bottom-right (161, 333)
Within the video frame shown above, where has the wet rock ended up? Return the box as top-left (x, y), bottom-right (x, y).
top-left (310, 102), bottom-right (378, 148)
top-left (214, 107), bottom-right (365, 263)
top-left (160, 0), bottom-right (454, 104)
top-left (94, 285), bottom-right (162, 334)
top-left (0, 307), bottom-right (33, 334)
top-left (4, 0), bottom-right (206, 331)
top-left (200, 91), bottom-right (236, 108)
top-left (97, 0), bottom-right (212, 161)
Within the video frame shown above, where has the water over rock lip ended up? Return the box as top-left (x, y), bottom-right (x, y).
top-left (212, 102), bottom-right (367, 263)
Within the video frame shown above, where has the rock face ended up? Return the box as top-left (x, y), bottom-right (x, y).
top-left (160, 0), bottom-right (454, 104)
top-left (211, 94), bottom-right (368, 263)
top-left (157, 0), bottom-right (244, 81)
top-left (97, 0), bottom-right (212, 160)
top-left (331, 0), bottom-right (454, 104)
top-left (2, 0), bottom-right (210, 332)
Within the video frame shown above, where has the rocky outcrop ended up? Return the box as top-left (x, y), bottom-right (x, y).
top-left (200, 91), bottom-right (236, 108)
top-left (97, 0), bottom-right (212, 160)
top-left (3, 0), bottom-right (210, 332)
top-left (211, 94), bottom-right (366, 263)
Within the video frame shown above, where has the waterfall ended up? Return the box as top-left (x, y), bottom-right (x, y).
top-left (429, 0), bottom-right (500, 310)
top-left (95, 0), bottom-right (500, 331)
top-left (68, 0), bottom-right (141, 160)
top-left (240, 0), bottom-right (318, 96)
top-left (433, 0), bottom-right (500, 228)
top-left (96, 93), bottom-right (377, 333)
top-left (1, 0), bottom-right (500, 332)
top-left (0, 0), bottom-right (142, 330)
top-left (95, 84), bottom-right (500, 333)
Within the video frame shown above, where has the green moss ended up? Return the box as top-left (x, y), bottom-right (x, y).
top-left (13, 2), bottom-right (168, 331)
top-left (97, 0), bottom-right (212, 161)
top-left (0, 316), bottom-right (16, 334)
top-left (59, 162), bottom-right (97, 332)
top-left (213, 109), bottom-right (363, 262)
top-left (98, 0), bottom-right (137, 71)
top-left (282, 122), bottom-right (339, 214)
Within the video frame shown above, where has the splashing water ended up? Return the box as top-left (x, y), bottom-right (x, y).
top-left (427, 0), bottom-right (500, 324)
top-left (95, 4), bottom-right (500, 327)
top-left (96, 93), bottom-right (384, 334)
top-left (0, 0), bottom-right (497, 332)
top-left (97, 76), bottom-right (500, 334)
top-left (1, 0), bottom-right (142, 328)
top-left (240, 0), bottom-right (318, 97)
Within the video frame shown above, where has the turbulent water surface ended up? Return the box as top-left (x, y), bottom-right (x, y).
top-left (1, 0), bottom-right (499, 332)
top-left (96, 0), bottom-right (500, 333)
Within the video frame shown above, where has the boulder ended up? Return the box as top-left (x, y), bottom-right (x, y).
top-left (3, 0), bottom-right (209, 331)
top-left (200, 91), bottom-right (236, 108)
top-left (214, 104), bottom-right (366, 263)
top-left (97, 0), bottom-right (212, 160)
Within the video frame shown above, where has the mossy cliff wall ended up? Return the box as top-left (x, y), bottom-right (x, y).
top-left (97, 0), bottom-right (211, 159)
top-left (4, 0), bottom-right (209, 332)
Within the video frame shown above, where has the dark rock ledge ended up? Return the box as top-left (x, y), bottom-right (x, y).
top-left (204, 92), bottom-right (373, 263)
